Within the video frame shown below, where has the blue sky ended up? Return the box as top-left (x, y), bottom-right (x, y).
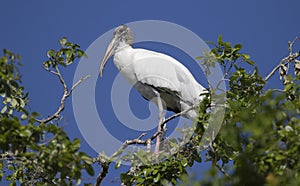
top-left (1, 1), bottom-right (300, 185)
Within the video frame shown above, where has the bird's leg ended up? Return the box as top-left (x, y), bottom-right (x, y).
top-left (153, 90), bottom-right (166, 154)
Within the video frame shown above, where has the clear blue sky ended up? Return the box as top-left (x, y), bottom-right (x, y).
top-left (1, 1), bottom-right (299, 185)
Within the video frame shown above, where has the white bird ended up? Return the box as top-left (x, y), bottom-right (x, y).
top-left (99, 25), bottom-right (207, 152)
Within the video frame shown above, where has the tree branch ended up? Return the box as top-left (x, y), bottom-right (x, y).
top-left (95, 163), bottom-right (109, 186)
top-left (36, 67), bottom-right (90, 123)
top-left (93, 104), bottom-right (198, 185)
top-left (264, 37), bottom-right (300, 82)
top-left (68, 75), bottom-right (91, 96)
top-left (162, 105), bottom-right (196, 125)
top-left (208, 138), bottom-right (229, 177)
top-left (213, 161), bottom-right (229, 177)
top-left (94, 133), bottom-right (148, 186)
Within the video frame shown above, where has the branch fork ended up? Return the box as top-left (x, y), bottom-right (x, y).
top-left (36, 65), bottom-right (90, 123)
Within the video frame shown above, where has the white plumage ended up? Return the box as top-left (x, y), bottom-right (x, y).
top-left (100, 25), bottom-right (207, 120)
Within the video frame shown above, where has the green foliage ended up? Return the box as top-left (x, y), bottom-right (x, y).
top-left (121, 157), bottom-right (187, 185)
top-left (1, 36), bottom-right (299, 186)
top-left (43, 37), bottom-right (86, 70)
top-left (0, 49), bottom-right (28, 116)
top-left (0, 39), bottom-right (93, 185)
top-left (118, 36), bottom-right (300, 185)
top-left (194, 35), bottom-right (300, 186)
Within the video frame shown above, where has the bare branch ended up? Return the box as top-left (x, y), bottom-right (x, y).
top-left (95, 163), bottom-right (109, 186)
top-left (111, 133), bottom-right (149, 163)
top-left (162, 105), bottom-right (196, 125)
top-left (288, 36), bottom-right (298, 54)
top-left (55, 65), bottom-right (68, 93)
top-left (36, 93), bottom-right (67, 123)
top-left (46, 69), bottom-right (59, 76)
top-left (36, 66), bottom-right (90, 123)
top-left (94, 133), bottom-right (148, 186)
top-left (213, 161), bottom-right (229, 177)
top-left (68, 75), bottom-right (91, 96)
top-left (269, 89), bottom-right (286, 94)
top-left (264, 37), bottom-right (300, 82)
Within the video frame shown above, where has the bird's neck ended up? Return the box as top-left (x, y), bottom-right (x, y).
top-left (113, 44), bottom-right (134, 71)
top-left (115, 41), bottom-right (131, 53)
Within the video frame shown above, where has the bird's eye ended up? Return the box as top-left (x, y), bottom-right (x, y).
top-left (113, 25), bottom-right (129, 38)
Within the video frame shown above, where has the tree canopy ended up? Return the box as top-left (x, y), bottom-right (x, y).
top-left (0, 36), bottom-right (299, 186)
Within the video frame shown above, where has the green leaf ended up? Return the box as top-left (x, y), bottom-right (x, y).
top-left (242, 54), bottom-right (250, 60)
top-left (181, 158), bottom-right (188, 167)
top-left (8, 165), bottom-right (14, 171)
top-left (9, 182), bottom-right (16, 186)
top-left (284, 84), bottom-right (293, 91)
top-left (21, 114), bottom-right (27, 120)
top-left (76, 179), bottom-right (81, 185)
top-left (245, 60), bottom-right (255, 65)
top-left (73, 138), bottom-right (81, 150)
top-left (58, 161), bottom-right (63, 168)
top-left (19, 129), bottom-right (31, 137)
top-left (234, 44), bottom-right (242, 50)
top-left (224, 42), bottom-right (232, 49)
top-left (136, 177), bottom-right (145, 184)
top-left (195, 56), bottom-right (203, 60)
top-left (81, 154), bottom-right (93, 164)
top-left (59, 37), bottom-right (67, 46)
top-left (154, 173), bottom-right (161, 183)
top-left (47, 49), bottom-right (56, 59)
top-left (192, 152), bottom-right (202, 163)
top-left (64, 49), bottom-right (72, 59)
top-left (43, 60), bottom-right (52, 69)
top-left (8, 109), bottom-right (13, 115)
top-left (115, 160), bottom-right (121, 169)
top-left (1, 105), bottom-right (7, 114)
top-left (85, 163), bottom-right (94, 176)
top-left (31, 112), bottom-right (40, 117)
top-left (65, 41), bottom-right (73, 47)
top-left (10, 98), bottom-right (17, 107)
top-left (77, 50), bottom-right (86, 58)
top-left (217, 35), bottom-right (223, 45)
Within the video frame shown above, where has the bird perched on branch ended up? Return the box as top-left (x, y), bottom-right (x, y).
top-left (99, 25), bottom-right (207, 153)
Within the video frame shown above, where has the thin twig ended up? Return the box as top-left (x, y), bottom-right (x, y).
top-left (208, 136), bottom-right (229, 177)
top-left (68, 75), bottom-right (91, 96)
top-left (270, 89), bottom-right (286, 94)
top-left (264, 37), bottom-right (300, 82)
top-left (162, 105), bottom-right (196, 125)
top-left (36, 73), bottom-right (90, 124)
top-left (288, 37), bottom-right (298, 54)
top-left (111, 133), bottom-right (148, 158)
top-left (46, 69), bottom-right (59, 76)
top-left (55, 65), bottom-right (68, 93)
top-left (213, 161), bottom-right (229, 177)
top-left (264, 56), bottom-right (289, 82)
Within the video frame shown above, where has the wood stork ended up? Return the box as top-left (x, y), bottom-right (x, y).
top-left (99, 25), bottom-right (207, 153)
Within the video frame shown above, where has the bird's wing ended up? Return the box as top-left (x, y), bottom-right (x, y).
top-left (130, 48), bottom-right (205, 103)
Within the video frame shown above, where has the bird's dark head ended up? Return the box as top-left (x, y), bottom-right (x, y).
top-left (99, 24), bottom-right (134, 77)
top-left (113, 25), bottom-right (134, 46)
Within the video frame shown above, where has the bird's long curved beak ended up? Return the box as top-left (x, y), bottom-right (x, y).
top-left (99, 38), bottom-right (116, 77)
